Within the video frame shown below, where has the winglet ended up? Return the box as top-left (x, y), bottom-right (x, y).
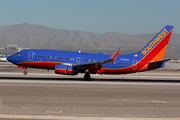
top-left (109, 48), bottom-right (120, 61)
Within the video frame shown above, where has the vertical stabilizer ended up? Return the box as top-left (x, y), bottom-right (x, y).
top-left (139, 25), bottom-right (173, 62)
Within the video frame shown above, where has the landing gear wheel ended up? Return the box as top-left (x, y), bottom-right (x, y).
top-left (84, 73), bottom-right (91, 80)
top-left (23, 71), bottom-right (27, 75)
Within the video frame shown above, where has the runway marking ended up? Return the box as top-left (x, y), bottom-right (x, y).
top-left (46, 111), bottom-right (63, 113)
top-left (120, 99), bottom-right (136, 102)
top-left (0, 114), bottom-right (179, 120)
top-left (141, 101), bottom-right (167, 103)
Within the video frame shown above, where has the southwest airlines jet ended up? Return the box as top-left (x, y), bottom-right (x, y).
top-left (7, 25), bottom-right (173, 80)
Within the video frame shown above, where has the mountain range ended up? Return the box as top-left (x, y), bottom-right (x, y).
top-left (0, 23), bottom-right (180, 59)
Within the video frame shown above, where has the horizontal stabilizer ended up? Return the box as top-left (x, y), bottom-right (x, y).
top-left (147, 59), bottom-right (171, 70)
top-left (148, 59), bottom-right (171, 64)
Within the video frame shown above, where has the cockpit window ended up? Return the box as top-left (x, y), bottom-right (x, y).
top-left (15, 53), bottom-right (22, 56)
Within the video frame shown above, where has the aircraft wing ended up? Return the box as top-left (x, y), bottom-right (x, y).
top-left (74, 48), bottom-right (120, 69)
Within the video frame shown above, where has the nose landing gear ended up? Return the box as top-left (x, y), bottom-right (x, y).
top-left (23, 71), bottom-right (27, 75)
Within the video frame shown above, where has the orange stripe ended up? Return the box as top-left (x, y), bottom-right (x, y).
top-left (151, 45), bottom-right (167, 62)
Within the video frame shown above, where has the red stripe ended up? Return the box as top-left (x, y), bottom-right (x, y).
top-left (18, 61), bottom-right (63, 69)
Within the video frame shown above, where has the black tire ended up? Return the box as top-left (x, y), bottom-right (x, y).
top-left (23, 71), bottom-right (27, 75)
top-left (84, 73), bottom-right (91, 80)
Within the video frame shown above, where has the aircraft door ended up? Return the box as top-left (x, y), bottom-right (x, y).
top-left (28, 51), bottom-right (34, 61)
top-left (76, 57), bottom-right (81, 64)
top-left (132, 60), bottom-right (137, 70)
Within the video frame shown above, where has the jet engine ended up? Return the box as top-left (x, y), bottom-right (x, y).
top-left (55, 64), bottom-right (78, 75)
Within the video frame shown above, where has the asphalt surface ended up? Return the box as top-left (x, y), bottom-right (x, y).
top-left (0, 62), bottom-right (180, 120)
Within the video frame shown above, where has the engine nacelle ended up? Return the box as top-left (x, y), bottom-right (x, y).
top-left (55, 64), bottom-right (78, 75)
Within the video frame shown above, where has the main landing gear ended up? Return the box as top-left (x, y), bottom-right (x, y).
top-left (84, 73), bottom-right (91, 80)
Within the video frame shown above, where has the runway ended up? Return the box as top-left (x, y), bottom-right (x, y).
top-left (0, 70), bottom-right (180, 120)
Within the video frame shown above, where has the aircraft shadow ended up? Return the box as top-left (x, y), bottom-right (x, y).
top-left (0, 76), bottom-right (180, 83)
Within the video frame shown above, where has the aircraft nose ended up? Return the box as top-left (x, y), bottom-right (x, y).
top-left (7, 55), bottom-right (13, 62)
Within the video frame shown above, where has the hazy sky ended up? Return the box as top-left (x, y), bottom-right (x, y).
top-left (0, 0), bottom-right (180, 34)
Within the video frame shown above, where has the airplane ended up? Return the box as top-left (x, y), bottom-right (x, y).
top-left (0, 56), bottom-right (8, 62)
top-left (7, 25), bottom-right (174, 80)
